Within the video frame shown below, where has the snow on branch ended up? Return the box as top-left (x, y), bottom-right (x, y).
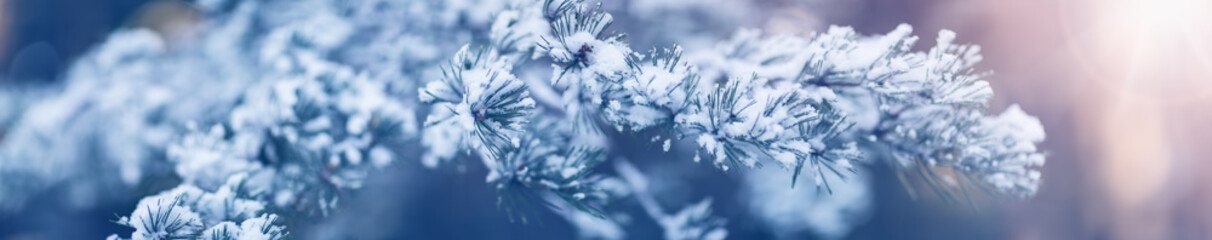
top-left (490, 120), bottom-right (610, 223)
top-left (420, 45), bottom-right (537, 167)
top-left (677, 75), bottom-right (857, 188)
top-left (601, 46), bottom-right (701, 132)
top-left (108, 175), bottom-right (287, 240)
top-left (412, 1), bottom-right (1047, 229)
top-left (0, 0), bottom-right (1050, 238)
top-left (692, 24), bottom-right (1046, 199)
top-left (163, 10), bottom-right (420, 218)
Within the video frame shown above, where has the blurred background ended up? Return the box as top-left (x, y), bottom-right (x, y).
top-left (1, 0), bottom-right (1210, 239)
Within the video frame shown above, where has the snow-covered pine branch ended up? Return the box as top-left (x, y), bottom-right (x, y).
top-left (168, 30), bottom-right (417, 217)
top-left (691, 24), bottom-right (1046, 199)
top-left (490, 119), bottom-right (609, 223)
top-left (435, 0), bottom-right (862, 196)
top-left (601, 46), bottom-right (700, 133)
top-left (414, 0), bottom-right (1046, 228)
top-left (106, 0), bottom-right (455, 237)
top-left (0, 0), bottom-right (1048, 238)
top-left (419, 45), bottom-right (536, 167)
top-left (676, 75), bottom-right (858, 190)
top-left (107, 175), bottom-right (287, 240)
top-left (0, 26), bottom-right (250, 211)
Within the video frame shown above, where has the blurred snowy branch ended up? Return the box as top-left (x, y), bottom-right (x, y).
top-left (0, 0), bottom-right (1045, 239)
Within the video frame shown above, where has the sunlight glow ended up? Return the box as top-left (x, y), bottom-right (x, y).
top-left (1089, 0), bottom-right (1212, 105)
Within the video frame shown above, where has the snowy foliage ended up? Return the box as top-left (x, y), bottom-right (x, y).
top-left (690, 25), bottom-right (1046, 199)
top-left (677, 75), bottom-right (857, 188)
top-left (166, 6), bottom-right (418, 216)
top-left (107, 176), bottom-right (287, 240)
top-left (601, 46), bottom-right (700, 132)
top-left (419, 0), bottom-right (1043, 237)
top-left (489, 120), bottom-right (610, 222)
top-left (419, 45), bottom-right (535, 167)
top-left (0, 26), bottom-right (250, 210)
top-left (0, 0), bottom-right (1047, 239)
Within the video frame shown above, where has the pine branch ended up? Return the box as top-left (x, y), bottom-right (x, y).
top-left (108, 177), bottom-right (287, 240)
top-left (695, 24), bottom-right (1046, 199)
top-left (420, 45), bottom-right (537, 166)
